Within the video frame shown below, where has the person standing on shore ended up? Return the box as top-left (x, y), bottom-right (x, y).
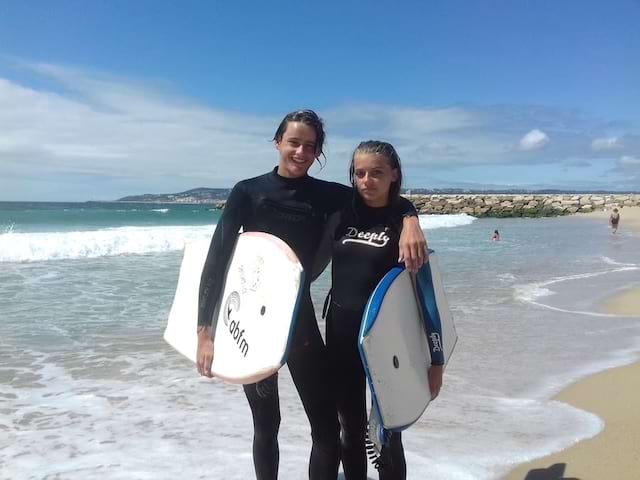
top-left (609, 208), bottom-right (620, 233)
top-left (323, 141), bottom-right (442, 479)
top-left (195, 110), bottom-right (428, 480)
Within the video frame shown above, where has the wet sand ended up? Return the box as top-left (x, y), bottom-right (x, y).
top-left (502, 361), bottom-right (640, 480)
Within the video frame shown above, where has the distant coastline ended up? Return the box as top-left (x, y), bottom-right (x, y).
top-left (116, 187), bottom-right (640, 205)
top-left (114, 188), bottom-right (640, 218)
top-left (116, 187), bottom-right (231, 206)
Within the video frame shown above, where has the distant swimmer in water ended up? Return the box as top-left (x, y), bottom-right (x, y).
top-left (609, 208), bottom-right (620, 234)
top-left (491, 229), bottom-right (500, 241)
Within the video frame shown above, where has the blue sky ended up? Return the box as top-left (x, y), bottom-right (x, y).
top-left (1, 0), bottom-right (639, 200)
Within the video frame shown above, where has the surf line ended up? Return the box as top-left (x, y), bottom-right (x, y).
top-left (515, 265), bottom-right (640, 318)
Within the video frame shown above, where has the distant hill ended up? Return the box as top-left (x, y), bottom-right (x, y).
top-left (117, 187), bottom-right (232, 204)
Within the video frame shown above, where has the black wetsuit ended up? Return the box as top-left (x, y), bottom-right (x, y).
top-left (327, 198), bottom-right (414, 480)
top-left (610, 213), bottom-right (620, 226)
top-left (198, 168), bottom-right (415, 480)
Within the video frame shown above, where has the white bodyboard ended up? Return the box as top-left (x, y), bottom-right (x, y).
top-left (164, 232), bottom-right (304, 384)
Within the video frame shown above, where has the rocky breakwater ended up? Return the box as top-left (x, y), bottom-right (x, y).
top-left (406, 194), bottom-right (640, 218)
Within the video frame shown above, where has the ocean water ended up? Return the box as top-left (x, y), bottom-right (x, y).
top-left (1, 201), bottom-right (640, 480)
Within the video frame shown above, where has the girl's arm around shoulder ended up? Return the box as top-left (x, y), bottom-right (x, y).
top-left (313, 179), bottom-right (352, 215)
top-left (395, 195), bottom-right (419, 217)
top-left (396, 197), bottom-right (428, 272)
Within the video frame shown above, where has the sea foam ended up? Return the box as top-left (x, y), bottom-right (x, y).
top-left (0, 214), bottom-right (473, 263)
top-left (418, 213), bottom-right (476, 230)
top-left (513, 262), bottom-right (640, 318)
top-left (0, 225), bottom-right (215, 263)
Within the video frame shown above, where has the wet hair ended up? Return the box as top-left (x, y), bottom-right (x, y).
top-left (494, 230), bottom-right (499, 235)
top-left (349, 140), bottom-right (403, 205)
top-left (272, 109), bottom-right (326, 165)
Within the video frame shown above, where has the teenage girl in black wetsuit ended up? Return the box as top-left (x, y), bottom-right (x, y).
top-left (194, 111), bottom-right (428, 480)
top-left (325, 141), bottom-right (444, 480)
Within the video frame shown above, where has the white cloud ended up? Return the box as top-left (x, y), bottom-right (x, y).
top-left (591, 137), bottom-right (623, 151)
top-left (0, 61), bottom-right (638, 199)
top-left (0, 68), bottom-right (278, 190)
top-left (517, 129), bottom-right (549, 151)
top-left (617, 155), bottom-right (640, 171)
top-left (387, 107), bottom-right (480, 138)
top-left (607, 156), bottom-right (640, 188)
top-left (564, 159), bottom-right (592, 168)
top-left (325, 105), bottom-right (480, 136)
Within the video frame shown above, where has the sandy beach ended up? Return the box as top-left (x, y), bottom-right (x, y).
top-left (581, 205), bottom-right (640, 235)
top-left (503, 207), bottom-right (640, 480)
top-left (503, 361), bottom-right (640, 480)
top-left (602, 287), bottom-right (640, 316)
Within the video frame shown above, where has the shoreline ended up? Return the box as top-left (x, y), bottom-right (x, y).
top-left (502, 361), bottom-right (640, 480)
top-left (502, 262), bottom-right (640, 480)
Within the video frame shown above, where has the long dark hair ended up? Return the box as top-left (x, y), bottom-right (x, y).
top-left (349, 140), bottom-right (403, 205)
top-left (272, 109), bottom-right (327, 166)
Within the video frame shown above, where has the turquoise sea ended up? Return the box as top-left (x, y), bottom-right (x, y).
top-left (1, 201), bottom-right (640, 479)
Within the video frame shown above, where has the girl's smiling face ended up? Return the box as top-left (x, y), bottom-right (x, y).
top-left (275, 122), bottom-right (318, 178)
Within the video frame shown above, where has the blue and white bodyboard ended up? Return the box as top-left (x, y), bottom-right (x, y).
top-left (358, 251), bottom-right (457, 452)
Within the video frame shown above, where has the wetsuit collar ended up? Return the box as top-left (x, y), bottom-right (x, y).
top-left (354, 193), bottom-right (393, 216)
top-left (270, 166), bottom-right (311, 185)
